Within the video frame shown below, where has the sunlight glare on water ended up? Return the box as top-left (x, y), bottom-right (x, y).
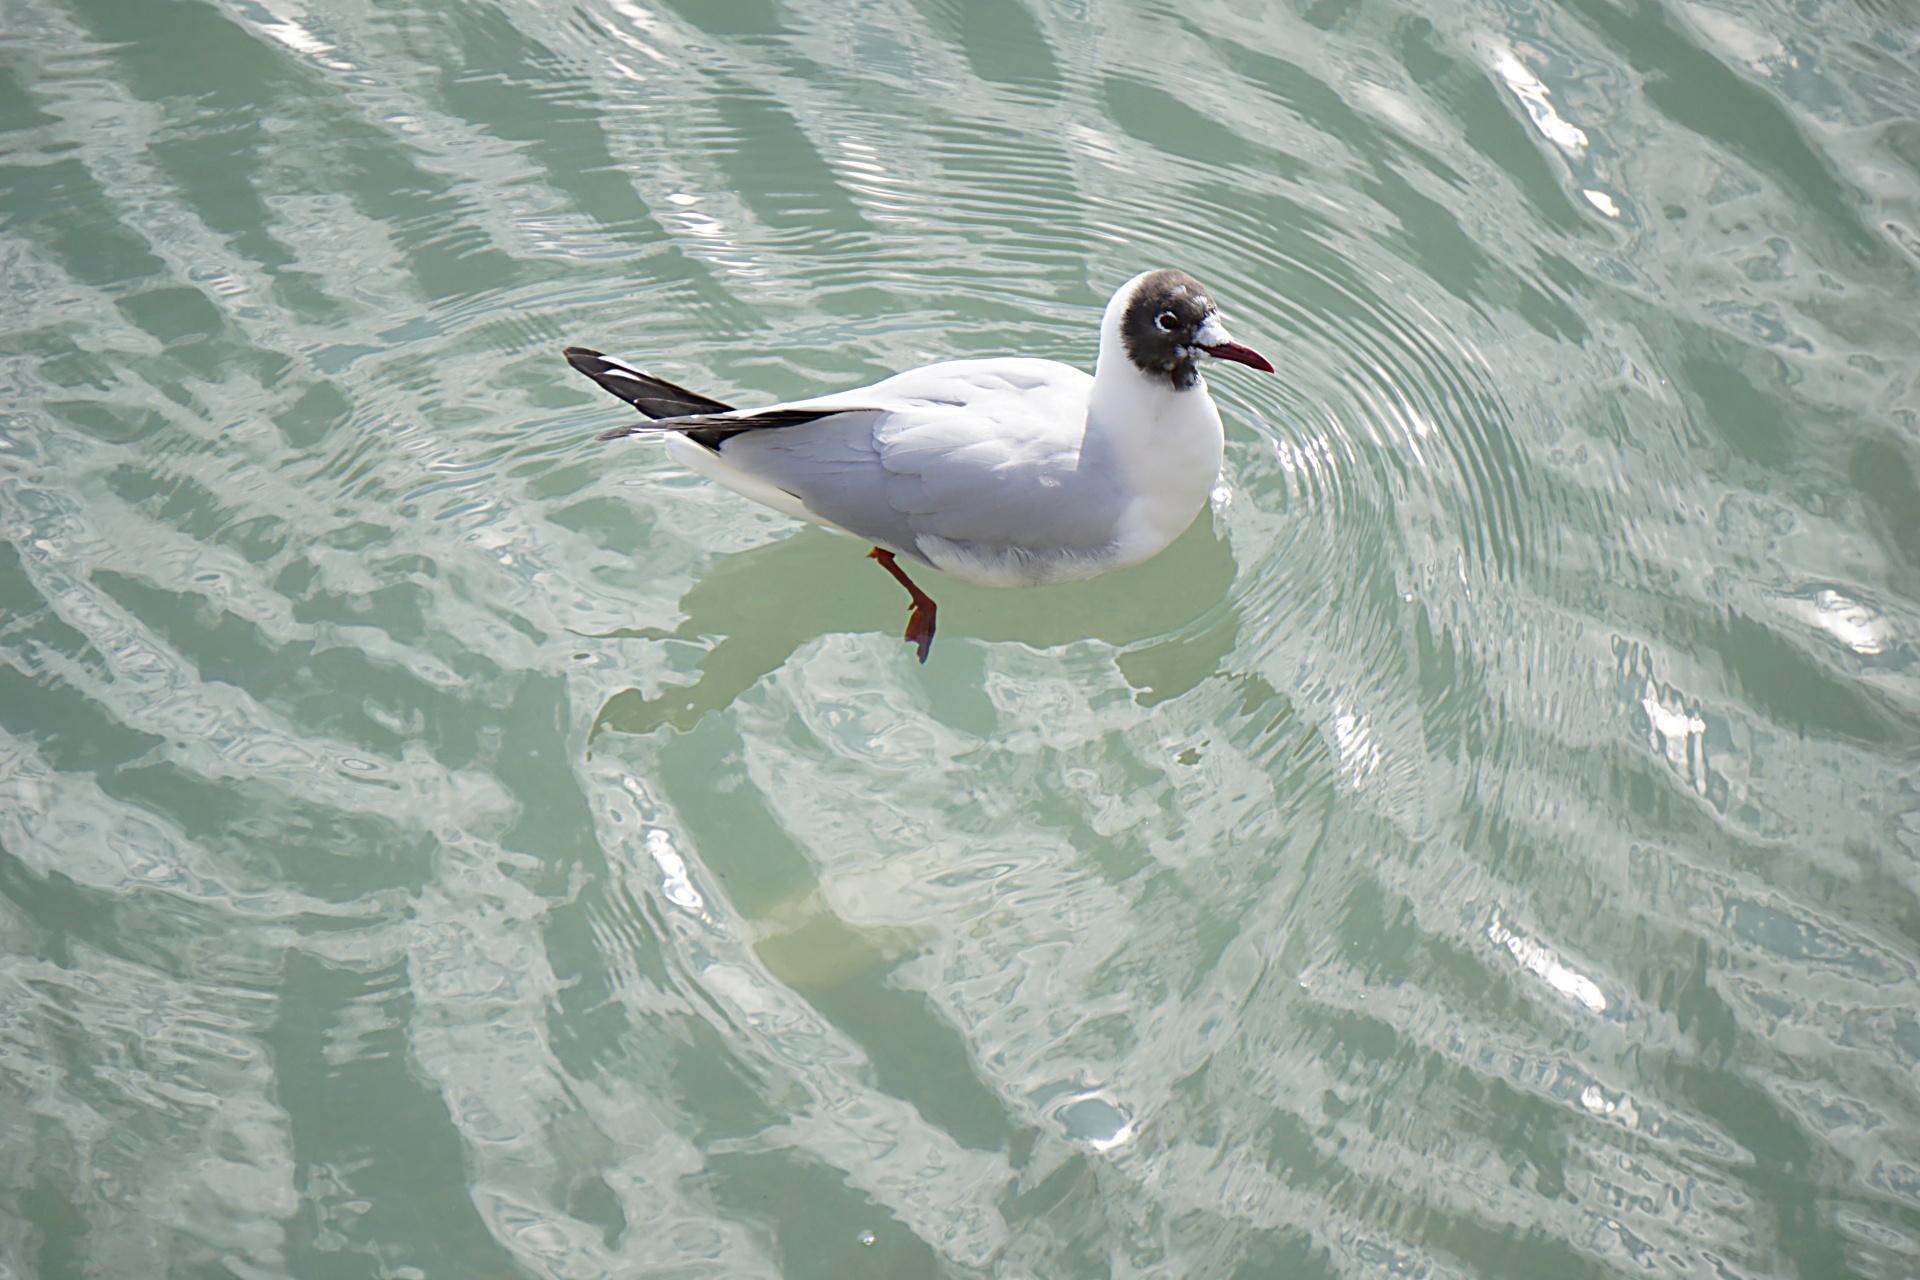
top-left (3, 0), bottom-right (1920, 1276)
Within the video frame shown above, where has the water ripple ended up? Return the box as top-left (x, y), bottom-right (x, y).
top-left (5, 0), bottom-right (1920, 1273)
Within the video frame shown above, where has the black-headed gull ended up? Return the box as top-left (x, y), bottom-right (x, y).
top-left (566, 269), bottom-right (1272, 661)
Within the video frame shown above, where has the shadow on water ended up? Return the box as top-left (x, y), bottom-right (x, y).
top-left (588, 515), bottom-right (1242, 737)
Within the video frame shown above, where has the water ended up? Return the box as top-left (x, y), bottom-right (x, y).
top-left (2, 0), bottom-right (1918, 1275)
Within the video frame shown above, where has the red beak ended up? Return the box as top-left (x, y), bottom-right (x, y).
top-left (1200, 341), bottom-right (1275, 373)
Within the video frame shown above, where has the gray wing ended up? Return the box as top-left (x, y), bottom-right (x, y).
top-left (876, 361), bottom-right (1126, 559)
top-left (704, 410), bottom-right (923, 553)
top-left (708, 360), bottom-right (1128, 568)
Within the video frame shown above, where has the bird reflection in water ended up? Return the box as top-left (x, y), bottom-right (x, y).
top-left (587, 515), bottom-right (1241, 739)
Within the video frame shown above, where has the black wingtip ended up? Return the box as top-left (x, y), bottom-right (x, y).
top-left (563, 348), bottom-right (739, 418)
top-left (596, 422), bottom-right (648, 442)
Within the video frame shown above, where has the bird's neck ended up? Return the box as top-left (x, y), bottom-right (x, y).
top-left (1086, 326), bottom-right (1225, 555)
top-left (1089, 335), bottom-right (1203, 435)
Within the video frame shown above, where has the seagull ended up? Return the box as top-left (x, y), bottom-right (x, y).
top-left (565, 269), bottom-right (1273, 662)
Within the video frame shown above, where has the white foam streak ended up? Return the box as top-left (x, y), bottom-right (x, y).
top-left (1492, 49), bottom-right (1589, 153)
top-left (1489, 914), bottom-right (1609, 1014)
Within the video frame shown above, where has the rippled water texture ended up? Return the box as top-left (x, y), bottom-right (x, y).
top-left (4, 0), bottom-right (1920, 1275)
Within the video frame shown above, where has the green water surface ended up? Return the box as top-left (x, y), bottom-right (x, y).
top-left (3, 0), bottom-right (1919, 1276)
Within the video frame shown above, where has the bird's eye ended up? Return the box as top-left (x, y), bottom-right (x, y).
top-left (1155, 311), bottom-right (1180, 332)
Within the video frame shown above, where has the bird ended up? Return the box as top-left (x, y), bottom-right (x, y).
top-left (565, 269), bottom-right (1273, 662)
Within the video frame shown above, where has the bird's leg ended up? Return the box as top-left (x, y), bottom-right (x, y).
top-left (868, 547), bottom-right (938, 663)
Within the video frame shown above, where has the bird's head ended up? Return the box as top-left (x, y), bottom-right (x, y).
top-left (1114, 269), bottom-right (1274, 390)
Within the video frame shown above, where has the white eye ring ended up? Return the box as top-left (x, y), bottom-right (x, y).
top-left (1155, 311), bottom-right (1180, 332)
